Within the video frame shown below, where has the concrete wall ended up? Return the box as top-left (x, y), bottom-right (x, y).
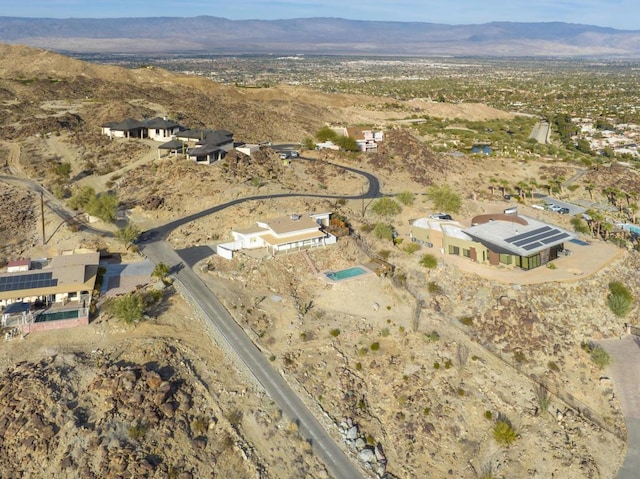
top-left (22, 315), bottom-right (89, 334)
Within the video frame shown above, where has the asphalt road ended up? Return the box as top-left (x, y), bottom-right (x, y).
top-left (600, 336), bottom-right (640, 479)
top-left (141, 240), bottom-right (365, 479)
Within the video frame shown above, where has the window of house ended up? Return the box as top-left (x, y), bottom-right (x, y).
top-left (499, 254), bottom-right (512, 265)
top-left (463, 249), bottom-right (470, 258)
top-left (448, 245), bottom-right (460, 255)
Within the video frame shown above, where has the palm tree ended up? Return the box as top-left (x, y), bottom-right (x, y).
top-left (499, 179), bottom-right (510, 197)
top-left (585, 182), bottom-right (595, 201)
top-left (516, 181), bottom-right (529, 203)
top-left (489, 177), bottom-right (498, 196)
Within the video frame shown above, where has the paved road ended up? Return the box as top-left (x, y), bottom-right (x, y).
top-left (600, 336), bottom-right (640, 479)
top-left (141, 240), bottom-right (364, 479)
top-left (529, 120), bottom-right (551, 144)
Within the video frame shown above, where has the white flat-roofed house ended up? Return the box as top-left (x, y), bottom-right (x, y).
top-left (217, 212), bottom-right (335, 259)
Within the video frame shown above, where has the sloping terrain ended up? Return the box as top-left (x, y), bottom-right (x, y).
top-left (0, 44), bottom-right (636, 478)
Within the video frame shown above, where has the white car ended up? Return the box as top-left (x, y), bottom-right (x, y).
top-left (549, 204), bottom-right (562, 212)
top-left (531, 204), bottom-right (545, 210)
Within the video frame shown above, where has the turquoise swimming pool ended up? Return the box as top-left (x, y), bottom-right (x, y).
top-left (35, 309), bottom-right (79, 322)
top-left (325, 266), bottom-right (367, 281)
top-left (622, 224), bottom-right (640, 235)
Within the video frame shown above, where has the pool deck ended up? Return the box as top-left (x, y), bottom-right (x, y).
top-left (321, 264), bottom-right (375, 283)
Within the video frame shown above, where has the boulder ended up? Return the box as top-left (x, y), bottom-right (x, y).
top-left (358, 448), bottom-right (376, 463)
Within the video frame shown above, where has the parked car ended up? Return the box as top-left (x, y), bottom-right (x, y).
top-left (558, 207), bottom-right (570, 214)
top-left (531, 204), bottom-right (545, 210)
top-left (548, 204), bottom-right (562, 212)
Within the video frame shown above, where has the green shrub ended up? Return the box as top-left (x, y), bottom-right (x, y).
top-left (444, 359), bottom-right (452, 369)
top-left (433, 362), bottom-right (440, 369)
top-left (427, 281), bottom-right (443, 294)
top-left (459, 316), bottom-right (474, 326)
top-left (419, 253), bottom-right (438, 269)
top-left (370, 342), bottom-right (380, 351)
top-left (374, 223), bottom-right (394, 241)
top-left (396, 191), bottom-right (415, 206)
top-left (355, 362), bottom-right (362, 371)
top-left (607, 281), bottom-right (634, 317)
top-left (381, 327), bottom-right (390, 337)
top-left (513, 350), bottom-right (527, 363)
top-left (581, 341), bottom-right (613, 369)
top-left (484, 410), bottom-right (493, 420)
top-left (128, 422), bottom-right (149, 440)
top-left (403, 242), bottom-right (421, 254)
top-left (548, 361), bottom-right (560, 372)
top-left (423, 407), bottom-right (431, 416)
top-left (493, 417), bottom-right (518, 446)
top-left (329, 328), bottom-right (340, 337)
top-left (360, 223), bottom-right (375, 233)
top-left (423, 330), bottom-right (440, 342)
top-left (113, 294), bottom-right (144, 324)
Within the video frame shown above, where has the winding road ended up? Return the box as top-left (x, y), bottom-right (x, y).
top-left (0, 154), bottom-right (379, 479)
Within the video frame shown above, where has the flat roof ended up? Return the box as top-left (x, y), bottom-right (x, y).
top-left (0, 253), bottom-right (99, 301)
top-left (463, 215), bottom-right (575, 256)
top-left (261, 230), bottom-right (326, 246)
top-left (262, 215), bottom-right (320, 235)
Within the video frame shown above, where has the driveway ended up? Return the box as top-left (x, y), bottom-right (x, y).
top-left (600, 336), bottom-right (640, 478)
top-left (100, 259), bottom-right (154, 297)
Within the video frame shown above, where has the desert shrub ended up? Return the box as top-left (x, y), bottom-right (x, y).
top-left (403, 242), bottom-right (421, 254)
top-left (113, 294), bottom-right (144, 324)
top-left (423, 330), bottom-right (440, 342)
top-left (377, 249), bottom-right (391, 259)
top-left (359, 347), bottom-right (368, 356)
top-left (513, 350), bottom-right (527, 363)
top-left (484, 410), bottom-right (493, 420)
top-left (370, 342), bottom-right (380, 351)
top-left (371, 197), bottom-right (402, 218)
top-left (128, 422), bottom-right (149, 440)
top-left (396, 191), bottom-right (415, 206)
top-left (427, 281), bottom-right (443, 294)
top-left (548, 361), bottom-right (560, 372)
top-left (360, 223), bottom-right (375, 233)
top-left (374, 223), bottom-right (394, 241)
top-left (444, 359), bottom-right (452, 369)
top-left (459, 316), bottom-right (474, 326)
top-left (493, 417), bottom-right (518, 446)
top-left (329, 328), bottom-right (341, 337)
top-left (419, 253), bottom-right (438, 269)
top-left (607, 281), bottom-right (634, 317)
top-left (433, 362), bottom-right (440, 369)
top-left (381, 327), bottom-right (390, 337)
top-left (535, 385), bottom-right (551, 414)
top-left (581, 341), bottom-right (613, 369)
top-left (355, 362), bottom-right (362, 371)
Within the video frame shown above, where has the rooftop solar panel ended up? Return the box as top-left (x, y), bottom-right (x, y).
top-left (504, 226), bottom-right (552, 244)
top-left (522, 242), bottom-right (543, 251)
top-left (540, 232), bottom-right (570, 245)
top-left (0, 272), bottom-right (57, 293)
top-left (512, 228), bottom-right (561, 247)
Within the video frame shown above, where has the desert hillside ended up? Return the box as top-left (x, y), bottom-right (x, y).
top-left (0, 43), bottom-right (636, 478)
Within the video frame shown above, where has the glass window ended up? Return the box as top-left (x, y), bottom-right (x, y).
top-left (499, 254), bottom-right (512, 265)
top-left (448, 245), bottom-right (460, 255)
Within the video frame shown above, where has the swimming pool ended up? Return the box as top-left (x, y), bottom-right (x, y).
top-left (325, 266), bottom-right (367, 281)
top-left (621, 224), bottom-right (640, 235)
top-left (35, 309), bottom-right (79, 322)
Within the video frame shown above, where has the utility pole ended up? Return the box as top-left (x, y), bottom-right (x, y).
top-left (40, 190), bottom-right (46, 245)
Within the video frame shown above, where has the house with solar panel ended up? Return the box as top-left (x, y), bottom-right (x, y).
top-left (411, 209), bottom-right (575, 270)
top-left (0, 252), bottom-right (99, 333)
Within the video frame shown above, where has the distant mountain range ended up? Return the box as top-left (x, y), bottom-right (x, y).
top-left (2, 16), bottom-right (640, 57)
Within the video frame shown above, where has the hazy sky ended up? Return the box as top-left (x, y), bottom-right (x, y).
top-left (3, 0), bottom-right (639, 30)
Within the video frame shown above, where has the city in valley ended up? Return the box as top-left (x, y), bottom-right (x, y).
top-left (2, 33), bottom-right (640, 479)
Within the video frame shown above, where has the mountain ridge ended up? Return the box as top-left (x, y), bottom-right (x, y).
top-left (1, 16), bottom-right (640, 57)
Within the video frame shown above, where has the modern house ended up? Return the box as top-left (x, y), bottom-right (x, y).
top-left (0, 252), bottom-right (100, 333)
top-left (143, 117), bottom-right (182, 142)
top-left (330, 126), bottom-right (384, 151)
top-left (101, 116), bottom-right (182, 141)
top-left (411, 210), bottom-right (575, 270)
top-left (216, 212), bottom-right (337, 259)
top-left (177, 129), bottom-right (235, 164)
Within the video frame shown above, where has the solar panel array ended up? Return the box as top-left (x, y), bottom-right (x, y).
top-left (504, 226), bottom-right (570, 252)
top-left (0, 272), bottom-right (58, 293)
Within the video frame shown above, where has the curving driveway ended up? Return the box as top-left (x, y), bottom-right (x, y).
top-left (600, 336), bottom-right (640, 478)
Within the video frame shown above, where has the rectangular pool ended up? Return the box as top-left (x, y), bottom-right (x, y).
top-left (325, 266), bottom-right (367, 281)
top-left (36, 309), bottom-right (79, 322)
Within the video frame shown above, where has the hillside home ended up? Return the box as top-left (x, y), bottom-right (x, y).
top-left (178, 129), bottom-right (235, 164)
top-left (144, 117), bottom-right (182, 141)
top-left (101, 116), bottom-right (183, 141)
top-left (0, 252), bottom-right (99, 332)
top-left (330, 126), bottom-right (384, 151)
top-left (411, 210), bottom-right (575, 270)
top-left (217, 212), bottom-right (337, 259)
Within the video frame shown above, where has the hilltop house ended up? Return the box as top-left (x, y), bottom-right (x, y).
top-left (411, 210), bottom-right (575, 270)
top-left (216, 212), bottom-right (336, 259)
top-left (0, 252), bottom-right (99, 333)
top-left (176, 129), bottom-right (235, 164)
top-left (101, 117), bottom-right (182, 141)
top-left (331, 126), bottom-right (384, 151)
